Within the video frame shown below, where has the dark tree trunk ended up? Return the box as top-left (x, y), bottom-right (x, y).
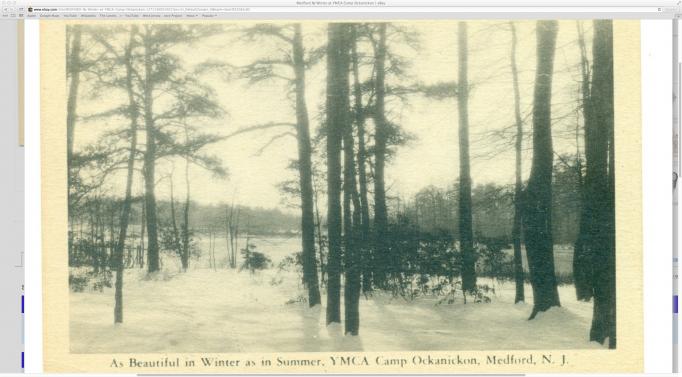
top-left (66, 24), bottom-right (82, 241)
top-left (139, 199), bottom-right (145, 268)
top-left (343, 131), bottom-right (361, 335)
top-left (523, 20), bottom-right (560, 319)
top-left (509, 22), bottom-right (525, 304)
top-left (293, 24), bottom-right (322, 307)
top-left (114, 28), bottom-right (139, 324)
top-left (226, 204), bottom-right (240, 269)
top-left (66, 25), bottom-right (82, 169)
top-left (457, 22), bottom-right (476, 293)
top-left (143, 27), bottom-right (160, 273)
top-left (225, 207), bottom-right (232, 268)
top-left (586, 20), bottom-right (616, 348)
top-left (312, 174), bottom-right (326, 284)
top-left (372, 23), bottom-right (389, 288)
top-left (573, 22), bottom-right (593, 302)
top-left (607, 91), bottom-right (615, 349)
top-left (344, 24), bottom-right (363, 334)
top-left (169, 177), bottom-right (183, 268)
top-left (351, 25), bottom-right (373, 293)
top-left (181, 130), bottom-right (191, 271)
top-left (325, 23), bottom-right (349, 324)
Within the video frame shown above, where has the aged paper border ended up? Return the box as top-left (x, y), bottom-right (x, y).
top-left (41, 19), bottom-right (643, 373)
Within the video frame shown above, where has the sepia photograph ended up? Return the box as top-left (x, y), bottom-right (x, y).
top-left (57, 19), bottom-right (623, 359)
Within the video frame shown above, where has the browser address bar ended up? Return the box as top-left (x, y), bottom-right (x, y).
top-left (28, 5), bottom-right (668, 12)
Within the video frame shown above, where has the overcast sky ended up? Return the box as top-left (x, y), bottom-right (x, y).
top-left (75, 20), bottom-right (592, 213)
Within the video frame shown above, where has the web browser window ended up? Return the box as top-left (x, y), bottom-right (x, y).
top-left (0, 0), bottom-right (678, 375)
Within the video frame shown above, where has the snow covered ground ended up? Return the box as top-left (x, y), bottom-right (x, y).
top-left (70, 240), bottom-right (604, 353)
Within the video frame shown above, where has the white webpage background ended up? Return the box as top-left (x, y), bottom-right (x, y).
top-left (22, 17), bottom-right (676, 374)
top-left (642, 19), bottom-right (674, 374)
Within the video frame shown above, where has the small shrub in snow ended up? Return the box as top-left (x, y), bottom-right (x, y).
top-left (92, 271), bottom-right (113, 292)
top-left (469, 284), bottom-right (494, 303)
top-left (434, 282), bottom-right (494, 305)
top-left (277, 252), bottom-right (303, 274)
top-left (68, 269), bottom-right (112, 292)
top-left (435, 279), bottom-right (463, 305)
top-left (273, 252), bottom-right (303, 286)
top-left (69, 273), bottom-right (88, 292)
top-left (159, 223), bottom-right (201, 263)
top-left (476, 235), bottom-right (511, 282)
top-left (239, 243), bottom-right (271, 273)
top-left (284, 294), bottom-right (307, 305)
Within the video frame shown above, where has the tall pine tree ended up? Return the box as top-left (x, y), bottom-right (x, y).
top-left (457, 21), bottom-right (477, 294)
top-left (325, 23), bottom-right (350, 325)
top-left (523, 20), bottom-right (561, 319)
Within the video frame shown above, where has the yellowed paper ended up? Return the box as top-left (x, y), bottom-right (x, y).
top-left (42, 19), bottom-right (642, 373)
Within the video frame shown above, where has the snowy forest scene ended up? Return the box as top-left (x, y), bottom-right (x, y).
top-left (66, 20), bottom-right (617, 353)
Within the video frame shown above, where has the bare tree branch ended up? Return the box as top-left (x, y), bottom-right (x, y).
top-left (225, 122), bottom-right (296, 139)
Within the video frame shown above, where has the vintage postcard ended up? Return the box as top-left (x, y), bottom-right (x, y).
top-left (41, 19), bottom-right (642, 373)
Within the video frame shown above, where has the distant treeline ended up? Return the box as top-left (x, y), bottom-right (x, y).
top-left (71, 199), bottom-right (301, 237)
top-left (407, 156), bottom-right (581, 245)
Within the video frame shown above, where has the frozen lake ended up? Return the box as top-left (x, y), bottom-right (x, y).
top-left (188, 234), bottom-right (575, 275)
